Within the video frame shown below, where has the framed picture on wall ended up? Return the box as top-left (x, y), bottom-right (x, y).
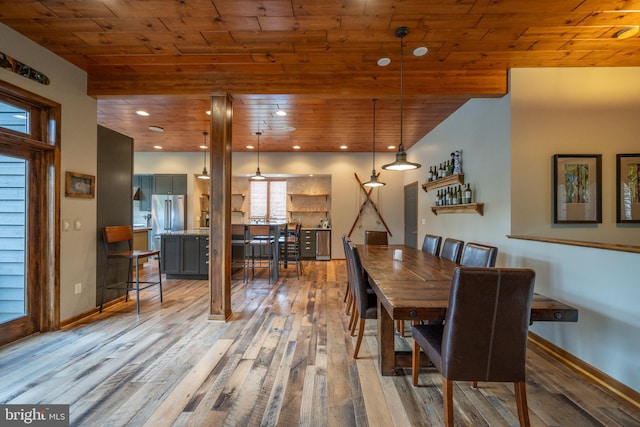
top-left (616, 153), bottom-right (640, 223)
top-left (553, 154), bottom-right (602, 224)
top-left (65, 171), bottom-right (95, 199)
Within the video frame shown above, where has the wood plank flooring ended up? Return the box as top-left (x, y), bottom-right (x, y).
top-left (1, 260), bottom-right (639, 426)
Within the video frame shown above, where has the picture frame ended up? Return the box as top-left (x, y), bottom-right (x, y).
top-left (65, 171), bottom-right (95, 199)
top-left (616, 153), bottom-right (640, 223)
top-left (553, 154), bottom-right (602, 224)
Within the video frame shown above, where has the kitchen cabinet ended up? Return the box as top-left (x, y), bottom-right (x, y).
top-left (153, 174), bottom-right (187, 195)
top-left (134, 174), bottom-right (153, 211)
top-left (300, 229), bottom-right (316, 259)
top-left (161, 233), bottom-right (208, 278)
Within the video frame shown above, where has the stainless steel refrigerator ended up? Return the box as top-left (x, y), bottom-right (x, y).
top-left (151, 194), bottom-right (187, 251)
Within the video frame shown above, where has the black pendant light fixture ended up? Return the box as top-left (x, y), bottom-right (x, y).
top-left (197, 131), bottom-right (210, 180)
top-left (364, 98), bottom-right (385, 187)
top-left (382, 26), bottom-right (422, 171)
top-left (250, 130), bottom-right (266, 180)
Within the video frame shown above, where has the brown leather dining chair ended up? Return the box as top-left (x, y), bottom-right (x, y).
top-left (411, 267), bottom-right (536, 427)
top-left (421, 234), bottom-right (442, 256)
top-left (101, 225), bottom-right (162, 314)
top-left (364, 230), bottom-right (388, 245)
top-left (460, 242), bottom-right (498, 267)
top-left (439, 238), bottom-right (464, 263)
top-left (347, 242), bottom-right (378, 359)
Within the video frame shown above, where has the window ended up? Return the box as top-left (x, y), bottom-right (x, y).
top-left (0, 100), bottom-right (29, 134)
top-left (249, 180), bottom-right (287, 221)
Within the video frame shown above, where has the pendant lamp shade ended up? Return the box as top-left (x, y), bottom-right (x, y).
top-left (364, 98), bottom-right (385, 187)
top-left (251, 131), bottom-right (266, 180)
top-left (197, 131), bottom-right (210, 180)
top-left (382, 26), bottom-right (421, 171)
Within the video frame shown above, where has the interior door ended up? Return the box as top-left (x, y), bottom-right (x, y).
top-left (404, 182), bottom-right (419, 248)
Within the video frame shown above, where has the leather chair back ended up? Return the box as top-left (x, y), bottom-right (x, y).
top-left (441, 268), bottom-right (535, 382)
top-left (440, 238), bottom-right (464, 263)
top-left (364, 230), bottom-right (388, 245)
top-left (348, 242), bottom-right (376, 318)
top-left (460, 242), bottom-right (498, 267)
top-left (421, 234), bottom-right (442, 256)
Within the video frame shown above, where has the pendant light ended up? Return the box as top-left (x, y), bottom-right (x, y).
top-left (197, 131), bottom-right (210, 180)
top-left (250, 130), bottom-right (266, 180)
top-left (382, 26), bottom-right (422, 171)
top-left (364, 98), bottom-right (385, 187)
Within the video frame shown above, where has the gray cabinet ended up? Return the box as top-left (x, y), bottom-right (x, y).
top-left (134, 174), bottom-right (153, 211)
top-left (161, 234), bottom-right (208, 278)
top-left (153, 174), bottom-right (187, 195)
top-left (300, 229), bottom-right (317, 259)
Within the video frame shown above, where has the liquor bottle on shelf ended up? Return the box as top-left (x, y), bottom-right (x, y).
top-left (457, 185), bottom-right (462, 204)
top-left (464, 183), bottom-right (472, 204)
top-left (435, 190), bottom-right (442, 206)
top-left (428, 166), bottom-right (433, 182)
top-left (452, 186), bottom-right (459, 205)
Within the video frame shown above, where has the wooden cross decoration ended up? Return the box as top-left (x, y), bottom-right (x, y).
top-left (348, 173), bottom-right (392, 238)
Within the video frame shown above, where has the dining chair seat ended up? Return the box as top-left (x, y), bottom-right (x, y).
top-left (411, 267), bottom-right (536, 427)
top-left (364, 230), bottom-right (388, 245)
top-left (440, 238), bottom-right (464, 263)
top-left (459, 242), bottom-right (498, 267)
top-left (421, 234), bottom-right (442, 256)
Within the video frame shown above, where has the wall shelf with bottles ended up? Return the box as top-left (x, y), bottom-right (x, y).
top-left (288, 210), bottom-right (330, 214)
top-left (431, 203), bottom-right (484, 216)
top-left (422, 174), bottom-right (464, 192)
top-left (232, 193), bottom-right (245, 199)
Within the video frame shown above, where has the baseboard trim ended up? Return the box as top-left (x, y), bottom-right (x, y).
top-left (60, 296), bottom-right (126, 329)
top-left (528, 332), bottom-right (640, 411)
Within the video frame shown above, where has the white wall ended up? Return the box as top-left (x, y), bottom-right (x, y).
top-left (134, 151), bottom-right (407, 256)
top-left (0, 24), bottom-right (98, 320)
top-left (402, 68), bottom-right (640, 393)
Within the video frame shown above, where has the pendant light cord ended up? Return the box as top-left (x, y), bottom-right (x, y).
top-left (372, 98), bottom-right (377, 170)
top-left (399, 32), bottom-right (404, 152)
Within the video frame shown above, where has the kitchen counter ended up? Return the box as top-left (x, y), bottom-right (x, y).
top-left (133, 227), bottom-right (151, 232)
top-left (161, 229), bottom-right (209, 236)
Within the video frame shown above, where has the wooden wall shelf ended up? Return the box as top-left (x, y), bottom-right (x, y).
top-left (232, 193), bottom-right (245, 199)
top-left (289, 193), bottom-right (329, 200)
top-left (288, 210), bottom-right (330, 214)
top-left (431, 203), bottom-right (484, 216)
top-left (422, 174), bottom-right (464, 192)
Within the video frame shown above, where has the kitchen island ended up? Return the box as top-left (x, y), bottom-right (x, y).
top-left (161, 229), bottom-right (209, 279)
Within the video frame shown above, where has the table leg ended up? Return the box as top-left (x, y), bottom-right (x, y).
top-left (377, 298), bottom-right (396, 375)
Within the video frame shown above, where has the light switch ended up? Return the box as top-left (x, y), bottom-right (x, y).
top-left (74, 219), bottom-right (82, 231)
top-left (62, 219), bottom-right (70, 231)
top-left (421, 218), bottom-right (426, 225)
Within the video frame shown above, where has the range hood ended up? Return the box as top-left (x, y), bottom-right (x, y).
top-left (133, 186), bottom-right (140, 200)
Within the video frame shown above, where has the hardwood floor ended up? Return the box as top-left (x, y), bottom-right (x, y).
top-left (1, 260), bottom-right (639, 426)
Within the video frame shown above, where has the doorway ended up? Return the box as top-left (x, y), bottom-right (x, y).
top-left (0, 83), bottom-right (60, 346)
top-left (404, 182), bottom-right (418, 248)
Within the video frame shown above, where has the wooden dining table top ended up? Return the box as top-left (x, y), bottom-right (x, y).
top-left (356, 244), bottom-right (579, 323)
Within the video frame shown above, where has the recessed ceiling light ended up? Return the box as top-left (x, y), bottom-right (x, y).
top-left (200, 145), bottom-right (207, 149)
top-left (340, 145), bottom-right (348, 150)
top-left (153, 145), bottom-right (162, 150)
top-left (276, 110), bottom-right (287, 116)
top-left (246, 145), bottom-right (254, 149)
top-left (136, 110), bottom-right (149, 116)
top-left (377, 57), bottom-right (391, 67)
top-left (614, 26), bottom-right (639, 40)
top-left (293, 145), bottom-right (301, 149)
top-left (413, 46), bottom-right (428, 56)
top-left (206, 110), bottom-right (211, 115)
top-left (387, 145), bottom-right (396, 150)
top-left (149, 126), bottom-right (164, 132)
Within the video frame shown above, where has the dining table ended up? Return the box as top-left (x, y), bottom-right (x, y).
top-left (356, 244), bottom-right (579, 376)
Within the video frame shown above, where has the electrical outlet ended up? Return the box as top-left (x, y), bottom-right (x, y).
top-left (74, 283), bottom-right (82, 294)
top-left (74, 219), bottom-right (82, 231)
top-left (62, 219), bottom-right (70, 231)
top-left (421, 218), bottom-right (426, 225)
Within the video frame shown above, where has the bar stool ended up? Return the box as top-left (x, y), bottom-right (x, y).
top-left (100, 225), bottom-right (162, 314)
top-left (231, 224), bottom-right (249, 282)
top-left (246, 224), bottom-right (276, 281)
top-left (279, 222), bottom-right (302, 278)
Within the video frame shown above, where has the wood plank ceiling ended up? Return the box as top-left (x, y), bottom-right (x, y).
top-left (1, 1), bottom-right (639, 152)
